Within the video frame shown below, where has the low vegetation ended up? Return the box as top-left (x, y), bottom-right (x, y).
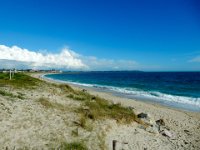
top-left (38, 97), bottom-right (54, 108)
top-left (0, 89), bottom-right (15, 97)
top-left (0, 73), bottom-right (43, 89)
top-left (38, 97), bottom-right (68, 111)
top-left (66, 89), bottom-right (137, 124)
top-left (0, 89), bottom-right (25, 99)
top-left (57, 84), bottom-right (75, 93)
top-left (81, 97), bottom-right (136, 124)
top-left (60, 141), bottom-right (87, 150)
top-left (67, 91), bottom-right (92, 101)
top-left (71, 128), bottom-right (79, 137)
top-left (73, 114), bottom-right (93, 131)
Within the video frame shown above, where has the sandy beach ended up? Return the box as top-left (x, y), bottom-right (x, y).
top-left (0, 72), bottom-right (199, 150)
top-left (35, 73), bottom-right (200, 149)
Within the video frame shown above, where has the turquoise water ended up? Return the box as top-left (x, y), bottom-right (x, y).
top-left (45, 71), bottom-right (200, 111)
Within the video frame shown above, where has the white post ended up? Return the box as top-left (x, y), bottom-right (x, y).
top-left (10, 70), bottom-right (12, 80)
top-left (12, 69), bottom-right (14, 78)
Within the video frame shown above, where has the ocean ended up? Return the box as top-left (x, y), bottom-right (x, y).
top-left (44, 71), bottom-right (200, 112)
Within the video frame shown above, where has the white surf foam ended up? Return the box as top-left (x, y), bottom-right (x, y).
top-left (43, 75), bottom-right (200, 108)
top-left (72, 82), bottom-right (200, 108)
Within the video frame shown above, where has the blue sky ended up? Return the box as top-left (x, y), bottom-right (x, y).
top-left (0, 0), bottom-right (200, 71)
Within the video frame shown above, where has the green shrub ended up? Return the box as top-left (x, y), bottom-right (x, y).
top-left (38, 97), bottom-right (54, 108)
top-left (60, 141), bottom-right (87, 150)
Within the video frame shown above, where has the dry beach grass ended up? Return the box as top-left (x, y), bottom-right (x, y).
top-left (0, 72), bottom-right (199, 149)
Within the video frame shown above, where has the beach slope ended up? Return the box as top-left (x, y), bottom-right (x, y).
top-left (0, 72), bottom-right (199, 150)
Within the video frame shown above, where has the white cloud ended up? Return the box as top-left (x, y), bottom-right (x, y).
top-left (0, 44), bottom-right (138, 70)
top-left (190, 56), bottom-right (200, 62)
top-left (0, 45), bottom-right (87, 69)
top-left (82, 56), bottom-right (138, 70)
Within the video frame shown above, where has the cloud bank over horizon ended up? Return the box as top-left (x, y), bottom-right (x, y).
top-left (190, 56), bottom-right (200, 63)
top-left (0, 44), bottom-right (138, 70)
top-left (0, 45), bottom-right (87, 70)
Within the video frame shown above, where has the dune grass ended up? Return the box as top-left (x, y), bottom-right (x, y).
top-left (71, 128), bottom-right (79, 137)
top-left (73, 114), bottom-right (93, 131)
top-left (0, 89), bottom-right (25, 99)
top-left (60, 141), bottom-right (87, 150)
top-left (67, 91), bottom-right (92, 101)
top-left (38, 97), bottom-right (68, 112)
top-left (57, 84), bottom-right (75, 93)
top-left (38, 97), bottom-right (54, 108)
top-left (0, 89), bottom-right (15, 97)
top-left (81, 97), bottom-right (136, 123)
top-left (66, 89), bottom-right (137, 124)
top-left (0, 73), bottom-right (43, 89)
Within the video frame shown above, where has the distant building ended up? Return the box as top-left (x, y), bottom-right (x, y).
top-left (0, 69), bottom-right (63, 73)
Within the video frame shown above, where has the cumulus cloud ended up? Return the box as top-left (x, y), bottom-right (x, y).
top-left (0, 45), bottom-right (87, 69)
top-left (0, 44), bottom-right (138, 70)
top-left (190, 56), bottom-right (200, 62)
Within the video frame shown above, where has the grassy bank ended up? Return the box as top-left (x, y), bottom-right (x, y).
top-left (0, 72), bottom-right (43, 89)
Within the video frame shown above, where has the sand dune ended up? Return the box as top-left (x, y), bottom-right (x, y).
top-left (0, 73), bottom-right (199, 150)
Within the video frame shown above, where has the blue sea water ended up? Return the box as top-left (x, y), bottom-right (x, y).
top-left (45, 71), bottom-right (200, 112)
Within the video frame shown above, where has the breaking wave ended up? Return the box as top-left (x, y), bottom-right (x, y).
top-left (43, 75), bottom-right (200, 109)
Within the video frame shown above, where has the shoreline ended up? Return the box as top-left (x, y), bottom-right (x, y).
top-left (36, 73), bottom-right (200, 114)
top-left (31, 73), bottom-right (200, 149)
top-left (32, 73), bottom-right (200, 119)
